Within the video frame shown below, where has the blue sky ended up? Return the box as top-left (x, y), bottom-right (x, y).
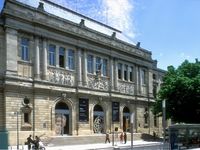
top-left (0, 0), bottom-right (199, 70)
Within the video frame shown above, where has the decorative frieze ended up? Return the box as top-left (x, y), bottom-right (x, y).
top-left (87, 75), bottom-right (109, 91)
top-left (48, 68), bottom-right (74, 86)
top-left (118, 81), bottom-right (134, 95)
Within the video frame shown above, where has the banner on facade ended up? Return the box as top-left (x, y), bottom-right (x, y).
top-left (79, 98), bottom-right (89, 122)
top-left (112, 102), bottom-right (119, 122)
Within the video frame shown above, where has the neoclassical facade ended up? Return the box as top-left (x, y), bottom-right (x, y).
top-left (0, 0), bottom-right (165, 145)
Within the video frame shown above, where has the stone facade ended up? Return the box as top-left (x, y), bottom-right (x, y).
top-left (0, 0), bottom-right (165, 145)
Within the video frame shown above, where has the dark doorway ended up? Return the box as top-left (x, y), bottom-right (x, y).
top-left (93, 105), bottom-right (104, 133)
top-left (55, 102), bottom-right (69, 135)
top-left (123, 107), bottom-right (130, 132)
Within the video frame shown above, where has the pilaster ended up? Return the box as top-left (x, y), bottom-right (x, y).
top-left (76, 48), bottom-right (82, 86)
top-left (5, 28), bottom-right (18, 76)
top-left (121, 64), bottom-right (124, 81)
top-left (82, 50), bottom-right (87, 86)
top-left (148, 69), bottom-right (153, 98)
top-left (56, 45), bottom-right (59, 68)
top-left (109, 57), bottom-right (114, 91)
top-left (34, 36), bottom-right (40, 79)
top-left (114, 58), bottom-right (118, 90)
top-left (42, 38), bottom-right (47, 80)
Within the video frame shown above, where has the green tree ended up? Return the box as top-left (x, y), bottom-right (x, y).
top-left (153, 59), bottom-right (200, 123)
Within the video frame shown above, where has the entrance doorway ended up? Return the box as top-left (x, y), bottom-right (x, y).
top-left (93, 104), bottom-right (104, 133)
top-left (123, 107), bottom-right (130, 132)
top-left (55, 102), bottom-right (69, 135)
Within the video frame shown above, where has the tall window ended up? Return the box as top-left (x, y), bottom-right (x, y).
top-left (124, 65), bottom-right (128, 81)
top-left (102, 59), bottom-right (108, 76)
top-left (49, 44), bottom-right (56, 66)
top-left (154, 115), bottom-right (158, 127)
top-left (129, 66), bottom-right (133, 81)
top-left (141, 69), bottom-right (146, 84)
top-left (59, 47), bottom-right (65, 68)
top-left (118, 63), bottom-right (122, 79)
top-left (24, 113), bottom-right (29, 123)
top-left (96, 57), bottom-right (101, 74)
top-left (68, 49), bottom-right (75, 70)
top-left (144, 107), bottom-right (148, 124)
top-left (21, 38), bottom-right (29, 61)
top-left (87, 55), bottom-right (93, 73)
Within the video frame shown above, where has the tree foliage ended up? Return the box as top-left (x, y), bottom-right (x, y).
top-left (153, 59), bottom-right (200, 123)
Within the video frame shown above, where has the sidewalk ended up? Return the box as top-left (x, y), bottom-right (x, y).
top-left (46, 140), bottom-right (161, 150)
top-left (9, 140), bottom-right (162, 150)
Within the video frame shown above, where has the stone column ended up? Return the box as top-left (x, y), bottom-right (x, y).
top-left (34, 36), bottom-right (40, 79)
top-left (42, 39), bottom-right (47, 80)
top-left (56, 45), bottom-right (59, 68)
top-left (114, 58), bottom-right (118, 90)
top-left (5, 28), bottom-right (18, 76)
top-left (93, 56), bottom-right (96, 75)
top-left (82, 50), bottom-right (87, 86)
top-left (76, 48), bottom-right (82, 86)
top-left (109, 57), bottom-right (114, 91)
top-left (127, 66), bottom-right (130, 82)
top-left (134, 65), bottom-right (139, 95)
top-left (121, 64), bottom-right (124, 81)
top-left (148, 69), bottom-right (153, 97)
top-left (65, 49), bottom-right (68, 69)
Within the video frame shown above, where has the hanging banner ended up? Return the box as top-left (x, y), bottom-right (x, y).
top-left (112, 102), bottom-right (119, 122)
top-left (79, 98), bottom-right (89, 122)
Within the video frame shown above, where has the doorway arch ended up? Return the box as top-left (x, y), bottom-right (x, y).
top-left (123, 106), bottom-right (130, 132)
top-left (55, 102), bottom-right (69, 135)
top-left (93, 104), bottom-right (104, 133)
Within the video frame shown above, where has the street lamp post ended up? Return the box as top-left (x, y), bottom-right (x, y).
top-left (10, 111), bottom-right (20, 150)
top-left (162, 99), bottom-right (166, 143)
top-left (13, 111), bottom-right (20, 150)
top-left (16, 112), bottom-right (19, 150)
top-left (130, 112), bottom-right (134, 150)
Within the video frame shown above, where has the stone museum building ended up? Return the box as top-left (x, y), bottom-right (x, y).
top-left (0, 0), bottom-right (165, 145)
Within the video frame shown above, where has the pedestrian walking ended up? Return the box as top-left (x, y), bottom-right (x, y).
top-left (105, 132), bottom-right (110, 143)
top-left (27, 134), bottom-right (33, 150)
top-left (124, 132), bottom-right (127, 144)
top-left (120, 132), bottom-right (124, 143)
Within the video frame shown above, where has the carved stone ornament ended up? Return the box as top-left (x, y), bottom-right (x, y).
top-left (93, 116), bottom-right (104, 133)
top-left (118, 81), bottom-right (134, 95)
top-left (48, 68), bottom-right (74, 86)
top-left (88, 75), bottom-right (109, 91)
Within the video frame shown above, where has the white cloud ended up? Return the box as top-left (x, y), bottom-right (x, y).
top-left (16, 0), bottom-right (136, 43)
top-left (50, 0), bottom-right (136, 40)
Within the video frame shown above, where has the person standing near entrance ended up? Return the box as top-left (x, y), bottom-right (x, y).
top-left (124, 132), bottom-right (127, 144)
top-left (105, 132), bottom-right (110, 143)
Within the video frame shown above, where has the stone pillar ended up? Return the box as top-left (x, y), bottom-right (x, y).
top-left (134, 65), bottom-right (139, 95)
top-left (148, 69), bottom-right (153, 97)
top-left (56, 45), bottom-right (59, 68)
top-left (34, 36), bottom-right (40, 79)
top-left (5, 28), bottom-right (18, 76)
top-left (109, 57), bottom-right (114, 91)
top-left (82, 50), bottom-right (87, 86)
top-left (42, 39), bottom-right (47, 80)
top-left (65, 49), bottom-right (68, 69)
top-left (114, 58), bottom-right (118, 90)
top-left (93, 56), bottom-right (96, 75)
top-left (76, 48), bottom-right (82, 86)
top-left (127, 66), bottom-right (130, 82)
top-left (121, 64), bottom-right (124, 81)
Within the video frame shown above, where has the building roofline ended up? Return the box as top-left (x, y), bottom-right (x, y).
top-left (41, 0), bottom-right (122, 33)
